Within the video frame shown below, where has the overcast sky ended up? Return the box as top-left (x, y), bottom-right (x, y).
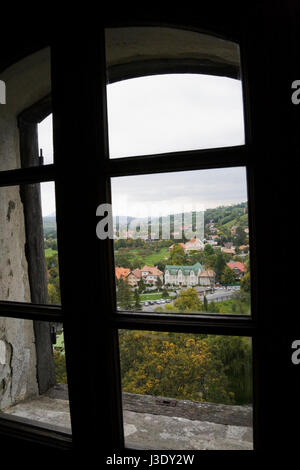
top-left (38, 73), bottom-right (246, 217)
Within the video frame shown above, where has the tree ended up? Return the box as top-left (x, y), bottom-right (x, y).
top-left (213, 251), bottom-right (227, 282)
top-left (117, 277), bottom-right (133, 309)
top-left (203, 295), bottom-right (208, 311)
top-left (155, 276), bottom-right (163, 291)
top-left (173, 288), bottom-right (202, 313)
top-left (207, 335), bottom-right (252, 404)
top-left (204, 243), bottom-right (214, 256)
top-left (221, 266), bottom-right (236, 286)
top-left (168, 244), bottom-right (186, 265)
top-left (138, 278), bottom-right (146, 294)
top-left (134, 289), bottom-right (141, 309)
top-left (234, 226), bottom-right (247, 246)
top-left (48, 283), bottom-right (60, 304)
top-left (161, 288), bottom-right (169, 298)
top-left (240, 271), bottom-right (251, 293)
top-left (119, 330), bottom-right (233, 404)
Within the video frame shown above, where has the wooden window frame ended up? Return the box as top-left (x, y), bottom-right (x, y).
top-left (95, 23), bottom-right (259, 453)
top-left (0, 16), bottom-right (287, 457)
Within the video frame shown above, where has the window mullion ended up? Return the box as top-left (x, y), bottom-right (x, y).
top-left (111, 312), bottom-right (256, 337)
top-left (104, 145), bottom-right (249, 177)
top-left (0, 164), bottom-right (56, 188)
top-left (0, 301), bottom-right (63, 322)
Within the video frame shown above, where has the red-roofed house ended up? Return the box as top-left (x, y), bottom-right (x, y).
top-left (115, 267), bottom-right (130, 280)
top-left (184, 237), bottom-right (205, 252)
top-left (226, 261), bottom-right (246, 279)
top-left (169, 238), bottom-right (204, 253)
top-left (115, 267), bottom-right (140, 287)
top-left (140, 265), bottom-right (163, 285)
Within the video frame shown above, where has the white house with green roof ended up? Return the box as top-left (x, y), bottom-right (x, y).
top-left (164, 262), bottom-right (215, 287)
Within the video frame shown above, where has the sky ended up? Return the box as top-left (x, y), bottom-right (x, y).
top-left (111, 167), bottom-right (247, 218)
top-left (38, 73), bottom-right (246, 217)
top-left (37, 115), bottom-right (55, 217)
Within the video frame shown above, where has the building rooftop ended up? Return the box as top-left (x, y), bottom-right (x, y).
top-left (165, 262), bottom-right (204, 275)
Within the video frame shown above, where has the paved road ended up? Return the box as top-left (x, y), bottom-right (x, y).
top-left (140, 288), bottom-right (239, 312)
top-left (205, 288), bottom-right (238, 303)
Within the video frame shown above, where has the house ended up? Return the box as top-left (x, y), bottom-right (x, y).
top-left (169, 238), bottom-right (204, 253)
top-left (131, 268), bottom-right (142, 280)
top-left (226, 261), bottom-right (246, 279)
top-left (115, 267), bottom-right (140, 287)
top-left (221, 247), bottom-right (236, 255)
top-left (140, 265), bottom-right (163, 285)
top-left (238, 244), bottom-right (249, 253)
top-left (164, 262), bottom-right (215, 287)
top-left (184, 237), bottom-right (205, 252)
top-left (199, 270), bottom-right (216, 286)
top-left (115, 267), bottom-right (130, 281)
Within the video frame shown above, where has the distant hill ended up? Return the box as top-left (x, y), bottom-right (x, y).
top-left (43, 216), bottom-right (57, 236)
top-left (204, 202), bottom-right (248, 227)
top-left (43, 202), bottom-right (248, 239)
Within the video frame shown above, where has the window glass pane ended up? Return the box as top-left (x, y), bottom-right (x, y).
top-left (0, 182), bottom-right (60, 305)
top-left (119, 330), bottom-right (253, 450)
top-left (109, 167), bottom-right (251, 315)
top-left (105, 27), bottom-right (244, 158)
top-left (0, 47), bottom-right (51, 171)
top-left (0, 318), bottom-right (71, 434)
top-left (38, 114), bottom-right (53, 165)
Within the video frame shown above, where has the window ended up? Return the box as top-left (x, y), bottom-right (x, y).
top-left (2, 15), bottom-right (297, 456)
top-left (98, 25), bottom-right (256, 451)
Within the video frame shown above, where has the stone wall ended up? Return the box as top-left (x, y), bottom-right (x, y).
top-left (122, 393), bottom-right (253, 450)
top-left (0, 47), bottom-right (51, 410)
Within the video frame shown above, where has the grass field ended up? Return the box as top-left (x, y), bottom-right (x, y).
top-left (140, 292), bottom-right (171, 301)
top-left (216, 298), bottom-right (250, 315)
top-left (115, 246), bottom-right (170, 266)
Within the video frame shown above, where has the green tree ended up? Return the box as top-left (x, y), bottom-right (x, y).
top-left (204, 243), bottom-right (214, 256)
top-left (155, 276), bottom-right (163, 291)
top-left (203, 295), bottom-right (208, 311)
top-left (117, 278), bottom-right (133, 310)
top-left (161, 288), bottom-right (169, 298)
top-left (168, 244), bottom-right (186, 265)
top-left (234, 226), bottom-right (247, 246)
top-left (134, 289), bottom-right (141, 309)
top-left (214, 251), bottom-right (227, 282)
top-left (221, 266), bottom-right (236, 286)
top-left (207, 335), bottom-right (252, 404)
top-left (240, 271), bottom-right (251, 293)
top-left (48, 283), bottom-right (60, 304)
top-left (138, 278), bottom-right (146, 293)
top-left (173, 288), bottom-right (202, 313)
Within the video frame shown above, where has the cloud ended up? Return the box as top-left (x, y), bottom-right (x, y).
top-left (111, 167), bottom-right (248, 217)
top-left (107, 74), bottom-right (245, 158)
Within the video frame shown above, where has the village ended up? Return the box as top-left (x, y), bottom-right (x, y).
top-left (115, 219), bottom-right (250, 313)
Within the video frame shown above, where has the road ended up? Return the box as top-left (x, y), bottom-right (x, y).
top-left (141, 287), bottom-right (239, 312)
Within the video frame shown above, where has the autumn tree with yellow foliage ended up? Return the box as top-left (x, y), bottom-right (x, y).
top-left (119, 330), bottom-right (236, 404)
